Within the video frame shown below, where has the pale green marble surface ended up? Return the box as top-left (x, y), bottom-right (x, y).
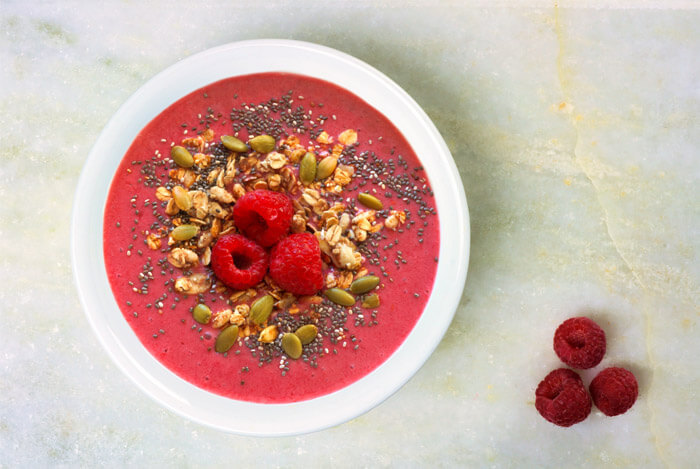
top-left (1, 2), bottom-right (698, 467)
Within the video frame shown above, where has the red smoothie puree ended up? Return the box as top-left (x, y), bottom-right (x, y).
top-left (103, 72), bottom-right (439, 403)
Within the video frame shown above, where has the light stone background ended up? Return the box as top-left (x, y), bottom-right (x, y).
top-left (1, 1), bottom-right (699, 467)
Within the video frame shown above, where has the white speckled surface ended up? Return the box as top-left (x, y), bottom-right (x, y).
top-left (1, 2), bottom-right (698, 467)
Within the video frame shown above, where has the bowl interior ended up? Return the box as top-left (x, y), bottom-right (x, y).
top-left (71, 39), bottom-right (469, 436)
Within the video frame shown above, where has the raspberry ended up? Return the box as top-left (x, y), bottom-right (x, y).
top-left (553, 317), bottom-right (606, 369)
top-left (535, 368), bottom-right (592, 427)
top-left (210, 234), bottom-right (269, 290)
top-left (232, 190), bottom-right (293, 247)
top-left (589, 367), bottom-right (638, 416)
top-left (269, 233), bottom-right (324, 296)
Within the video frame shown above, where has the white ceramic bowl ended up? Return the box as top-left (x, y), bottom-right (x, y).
top-left (71, 39), bottom-right (469, 436)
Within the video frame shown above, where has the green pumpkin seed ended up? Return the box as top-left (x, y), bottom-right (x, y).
top-left (315, 156), bottom-right (338, 180)
top-left (221, 135), bottom-right (248, 153)
top-left (249, 135), bottom-right (275, 153)
top-left (299, 152), bottom-right (317, 185)
top-left (350, 275), bottom-right (380, 294)
top-left (249, 294), bottom-right (274, 325)
top-left (171, 145), bottom-right (194, 168)
top-left (192, 303), bottom-right (211, 324)
top-left (361, 293), bottom-right (380, 309)
top-left (171, 185), bottom-right (192, 211)
top-left (215, 325), bottom-right (239, 353)
top-left (295, 324), bottom-right (318, 345)
top-left (171, 224), bottom-right (198, 241)
top-left (357, 192), bottom-right (383, 210)
top-left (281, 332), bottom-right (303, 359)
top-left (324, 288), bottom-right (356, 307)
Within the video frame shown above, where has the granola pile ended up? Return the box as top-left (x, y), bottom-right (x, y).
top-left (147, 124), bottom-right (407, 364)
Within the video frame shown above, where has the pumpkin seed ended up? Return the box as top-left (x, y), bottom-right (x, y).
top-left (221, 135), bottom-right (248, 153)
top-left (171, 145), bottom-right (194, 168)
top-left (295, 324), bottom-right (318, 345)
top-left (171, 185), bottom-right (191, 211)
top-left (192, 303), bottom-right (211, 324)
top-left (249, 135), bottom-right (275, 153)
top-left (315, 156), bottom-right (338, 180)
top-left (171, 224), bottom-right (198, 241)
top-left (361, 293), bottom-right (380, 309)
top-left (299, 152), bottom-right (317, 185)
top-left (357, 192), bottom-right (383, 210)
top-left (249, 294), bottom-right (274, 325)
top-left (350, 275), bottom-right (380, 294)
top-left (215, 325), bottom-right (239, 353)
top-left (324, 288), bottom-right (356, 307)
top-left (281, 332), bottom-right (302, 359)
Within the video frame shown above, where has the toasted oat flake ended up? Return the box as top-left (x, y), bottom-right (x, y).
top-left (385, 210), bottom-right (407, 230)
top-left (212, 308), bottom-right (233, 328)
top-left (174, 273), bottom-right (210, 295)
top-left (316, 131), bottom-right (332, 144)
top-left (146, 233), bottom-right (161, 250)
top-left (338, 129), bottom-right (358, 146)
top-left (324, 224), bottom-right (343, 246)
top-left (155, 186), bottom-right (172, 201)
top-left (167, 248), bottom-right (199, 269)
top-left (266, 151), bottom-right (288, 170)
top-left (258, 325), bottom-right (279, 343)
top-left (209, 186), bottom-right (234, 204)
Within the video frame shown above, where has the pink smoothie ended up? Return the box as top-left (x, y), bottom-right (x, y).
top-left (103, 73), bottom-right (439, 403)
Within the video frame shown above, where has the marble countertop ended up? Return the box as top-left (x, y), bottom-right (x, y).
top-left (2, 1), bottom-right (698, 467)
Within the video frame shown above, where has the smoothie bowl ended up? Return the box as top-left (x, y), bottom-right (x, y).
top-left (72, 40), bottom-right (469, 435)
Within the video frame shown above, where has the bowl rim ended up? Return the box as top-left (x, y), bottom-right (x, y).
top-left (71, 39), bottom-right (469, 436)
